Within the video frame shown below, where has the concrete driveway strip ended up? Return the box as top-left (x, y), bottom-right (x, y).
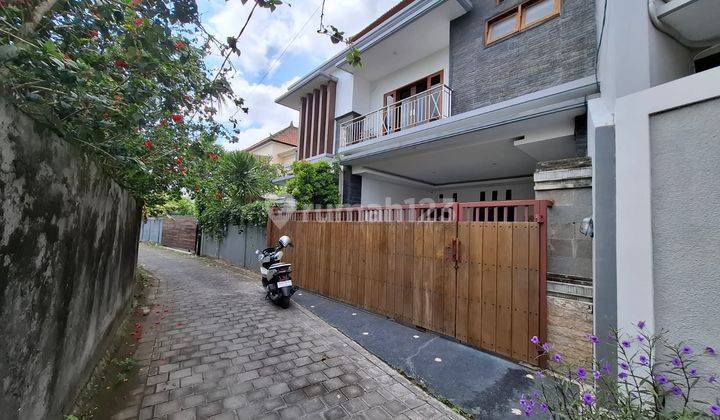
top-left (292, 292), bottom-right (537, 419)
top-left (128, 244), bottom-right (461, 420)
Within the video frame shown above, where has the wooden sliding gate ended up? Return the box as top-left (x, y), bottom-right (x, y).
top-left (268, 200), bottom-right (550, 365)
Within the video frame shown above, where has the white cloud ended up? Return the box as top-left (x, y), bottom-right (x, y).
top-left (208, 0), bottom-right (388, 77)
top-left (203, 0), bottom-right (388, 150)
top-left (221, 76), bottom-right (300, 151)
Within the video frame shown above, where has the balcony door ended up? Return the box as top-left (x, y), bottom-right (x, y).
top-left (383, 70), bottom-right (444, 134)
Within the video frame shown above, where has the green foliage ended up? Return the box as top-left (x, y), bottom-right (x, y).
top-left (194, 151), bottom-right (279, 236)
top-left (0, 0), bottom-right (281, 206)
top-left (286, 160), bottom-right (340, 208)
top-left (111, 357), bottom-right (137, 384)
top-left (146, 195), bottom-right (195, 217)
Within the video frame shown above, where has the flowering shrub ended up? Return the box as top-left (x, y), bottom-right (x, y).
top-left (518, 323), bottom-right (719, 418)
top-left (0, 0), bottom-right (283, 207)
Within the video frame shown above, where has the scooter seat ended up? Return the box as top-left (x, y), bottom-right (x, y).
top-left (269, 263), bottom-right (291, 270)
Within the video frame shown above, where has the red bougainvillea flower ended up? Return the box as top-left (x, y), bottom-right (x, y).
top-left (144, 140), bottom-right (153, 150)
top-left (214, 192), bottom-right (222, 200)
top-left (130, 0), bottom-right (141, 7)
top-left (90, 30), bottom-right (99, 38)
top-left (208, 153), bottom-right (219, 161)
top-left (180, 169), bottom-right (187, 177)
top-left (114, 59), bottom-right (129, 69)
top-left (134, 18), bottom-right (144, 27)
top-left (175, 156), bottom-right (184, 165)
top-left (170, 114), bottom-right (183, 123)
top-left (173, 41), bottom-right (186, 50)
top-left (159, 119), bottom-right (168, 127)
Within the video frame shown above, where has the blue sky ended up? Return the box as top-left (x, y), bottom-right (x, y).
top-left (197, 0), bottom-right (391, 150)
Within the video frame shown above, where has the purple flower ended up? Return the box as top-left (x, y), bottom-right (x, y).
top-left (637, 320), bottom-right (646, 329)
top-left (530, 336), bottom-right (540, 345)
top-left (587, 334), bottom-right (599, 344)
top-left (638, 355), bottom-right (649, 366)
top-left (681, 345), bottom-right (693, 355)
top-left (582, 392), bottom-right (596, 406)
top-left (706, 346), bottom-right (716, 357)
top-left (601, 362), bottom-right (611, 374)
top-left (621, 340), bottom-right (632, 348)
top-left (552, 353), bottom-right (562, 363)
top-left (672, 357), bottom-right (683, 368)
top-left (671, 386), bottom-right (683, 396)
top-left (541, 342), bottom-right (552, 352)
top-left (710, 405), bottom-right (720, 416)
top-left (593, 370), bottom-right (602, 380)
top-left (637, 335), bottom-right (645, 343)
top-left (689, 368), bottom-right (699, 377)
top-left (656, 374), bottom-right (669, 385)
top-left (618, 372), bottom-right (628, 380)
top-left (620, 362), bottom-right (630, 371)
top-left (539, 403), bottom-right (549, 413)
top-left (709, 375), bottom-right (717, 384)
top-left (576, 367), bottom-right (587, 380)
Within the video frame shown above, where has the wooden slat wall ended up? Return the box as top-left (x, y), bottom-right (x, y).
top-left (272, 220), bottom-right (542, 365)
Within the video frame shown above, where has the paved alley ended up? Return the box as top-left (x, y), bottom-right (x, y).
top-left (121, 245), bottom-right (461, 420)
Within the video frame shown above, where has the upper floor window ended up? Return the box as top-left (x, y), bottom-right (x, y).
top-left (485, 0), bottom-right (561, 45)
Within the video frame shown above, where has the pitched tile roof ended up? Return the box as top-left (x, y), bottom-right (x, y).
top-left (349, 0), bottom-right (415, 42)
top-left (244, 122), bottom-right (298, 152)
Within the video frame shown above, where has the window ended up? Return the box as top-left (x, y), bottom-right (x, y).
top-left (485, 0), bottom-right (561, 45)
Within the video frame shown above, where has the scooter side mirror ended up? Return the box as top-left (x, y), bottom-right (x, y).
top-left (255, 249), bottom-right (259, 254)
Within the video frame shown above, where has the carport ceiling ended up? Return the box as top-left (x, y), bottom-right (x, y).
top-left (357, 134), bottom-right (538, 185)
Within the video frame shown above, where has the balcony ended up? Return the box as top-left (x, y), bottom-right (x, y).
top-left (339, 84), bottom-right (452, 148)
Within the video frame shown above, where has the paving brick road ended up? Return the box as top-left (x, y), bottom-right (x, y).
top-left (123, 244), bottom-right (460, 420)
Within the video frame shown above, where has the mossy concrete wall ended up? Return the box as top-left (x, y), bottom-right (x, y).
top-left (0, 99), bottom-right (141, 419)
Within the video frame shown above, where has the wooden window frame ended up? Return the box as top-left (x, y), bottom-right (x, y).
top-left (383, 70), bottom-right (444, 107)
top-left (485, 0), bottom-right (561, 46)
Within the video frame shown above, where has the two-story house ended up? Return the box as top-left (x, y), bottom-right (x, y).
top-left (274, 0), bottom-right (598, 367)
top-left (277, 0), bottom-right (596, 208)
top-left (244, 122), bottom-right (298, 171)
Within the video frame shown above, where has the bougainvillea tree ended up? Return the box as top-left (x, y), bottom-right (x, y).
top-left (0, 0), bottom-right (283, 207)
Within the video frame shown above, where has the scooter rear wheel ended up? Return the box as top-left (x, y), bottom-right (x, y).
top-left (278, 295), bottom-right (290, 309)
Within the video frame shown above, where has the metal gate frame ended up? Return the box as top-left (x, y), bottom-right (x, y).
top-left (268, 200), bottom-right (551, 365)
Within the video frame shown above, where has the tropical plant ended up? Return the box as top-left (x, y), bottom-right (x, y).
top-left (194, 151), bottom-right (280, 236)
top-left (145, 195), bottom-right (195, 217)
top-left (518, 324), bottom-right (720, 419)
top-left (285, 160), bottom-right (340, 208)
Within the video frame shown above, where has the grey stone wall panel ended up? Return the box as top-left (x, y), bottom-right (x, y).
top-left (450, 0), bottom-right (596, 114)
top-left (0, 99), bottom-right (141, 419)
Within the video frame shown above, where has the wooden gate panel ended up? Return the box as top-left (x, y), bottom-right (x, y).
top-left (511, 223), bottom-right (530, 362)
top-left (412, 223), bottom-right (424, 327)
top-left (401, 223), bottom-right (414, 324)
top-left (455, 222), bottom-right (470, 342)
top-left (528, 223), bottom-right (541, 361)
top-left (268, 201), bottom-right (548, 367)
top-left (496, 223), bottom-right (514, 358)
top-left (467, 222), bottom-right (484, 349)
top-left (441, 222), bottom-right (456, 336)
top-left (481, 222), bottom-right (498, 352)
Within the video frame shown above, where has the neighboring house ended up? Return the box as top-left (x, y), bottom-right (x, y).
top-left (244, 122), bottom-right (298, 172)
top-left (587, 0), bottom-right (720, 379)
top-left (274, 0), bottom-right (720, 376)
top-left (245, 122), bottom-right (298, 203)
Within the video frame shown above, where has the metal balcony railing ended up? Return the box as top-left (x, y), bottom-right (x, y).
top-left (339, 84), bottom-right (452, 148)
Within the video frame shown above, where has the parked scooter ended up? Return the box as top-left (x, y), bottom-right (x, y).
top-left (256, 235), bottom-right (296, 308)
